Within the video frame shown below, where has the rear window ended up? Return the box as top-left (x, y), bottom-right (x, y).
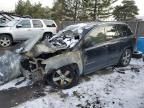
top-left (43, 20), bottom-right (56, 27)
top-left (117, 24), bottom-right (133, 37)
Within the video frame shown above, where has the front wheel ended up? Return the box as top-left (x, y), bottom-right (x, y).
top-left (46, 65), bottom-right (79, 89)
top-left (0, 35), bottom-right (13, 47)
top-left (119, 49), bottom-right (132, 67)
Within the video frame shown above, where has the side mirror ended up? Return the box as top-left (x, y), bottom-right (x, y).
top-left (16, 24), bottom-right (22, 28)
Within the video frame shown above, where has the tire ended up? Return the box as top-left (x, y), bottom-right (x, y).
top-left (46, 65), bottom-right (79, 89)
top-left (43, 33), bottom-right (53, 40)
top-left (0, 35), bottom-right (13, 47)
top-left (132, 51), bottom-right (143, 59)
top-left (119, 49), bottom-right (132, 67)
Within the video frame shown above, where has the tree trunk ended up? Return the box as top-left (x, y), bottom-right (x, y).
top-left (74, 1), bottom-right (78, 22)
top-left (93, 0), bottom-right (97, 20)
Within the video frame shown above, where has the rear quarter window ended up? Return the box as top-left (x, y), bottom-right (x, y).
top-left (117, 24), bottom-right (133, 37)
top-left (43, 20), bottom-right (56, 27)
top-left (32, 20), bottom-right (43, 28)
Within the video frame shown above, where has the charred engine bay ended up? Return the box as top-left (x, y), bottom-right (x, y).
top-left (20, 48), bottom-right (69, 74)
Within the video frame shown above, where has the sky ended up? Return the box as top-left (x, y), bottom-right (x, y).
top-left (0, 0), bottom-right (55, 10)
top-left (0, 0), bottom-right (144, 16)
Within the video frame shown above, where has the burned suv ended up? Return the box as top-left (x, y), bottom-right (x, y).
top-left (0, 22), bottom-right (135, 89)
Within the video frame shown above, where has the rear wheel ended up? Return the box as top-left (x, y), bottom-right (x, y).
top-left (43, 33), bottom-right (53, 40)
top-left (0, 35), bottom-right (13, 47)
top-left (46, 65), bottom-right (79, 89)
top-left (119, 49), bottom-right (132, 67)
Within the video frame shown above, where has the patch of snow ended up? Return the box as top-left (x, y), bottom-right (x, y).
top-left (0, 77), bottom-right (31, 91)
top-left (131, 58), bottom-right (144, 66)
top-left (15, 58), bottom-right (144, 108)
top-left (63, 38), bottom-right (79, 48)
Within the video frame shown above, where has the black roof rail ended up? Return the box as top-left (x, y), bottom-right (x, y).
top-left (22, 15), bottom-right (32, 18)
top-left (0, 11), bottom-right (32, 21)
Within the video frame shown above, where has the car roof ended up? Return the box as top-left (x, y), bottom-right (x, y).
top-left (31, 19), bottom-right (55, 22)
top-left (65, 21), bottom-right (127, 31)
top-left (19, 18), bottom-right (55, 21)
top-left (78, 21), bottom-right (127, 27)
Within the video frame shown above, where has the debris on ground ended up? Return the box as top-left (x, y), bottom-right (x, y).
top-left (9, 58), bottom-right (144, 108)
top-left (0, 77), bottom-right (31, 91)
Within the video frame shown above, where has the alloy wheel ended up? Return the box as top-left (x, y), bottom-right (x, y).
top-left (122, 49), bottom-right (131, 66)
top-left (44, 33), bottom-right (52, 40)
top-left (52, 69), bottom-right (73, 87)
top-left (0, 37), bottom-right (11, 47)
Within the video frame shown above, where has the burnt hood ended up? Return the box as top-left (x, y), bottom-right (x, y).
top-left (17, 33), bottom-right (80, 54)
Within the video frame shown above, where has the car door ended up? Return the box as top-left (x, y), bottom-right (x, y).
top-left (13, 19), bottom-right (33, 40)
top-left (83, 26), bottom-right (109, 74)
top-left (104, 24), bottom-right (122, 65)
top-left (31, 20), bottom-right (44, 37)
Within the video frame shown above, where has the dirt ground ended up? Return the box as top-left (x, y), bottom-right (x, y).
top-left (0, 84), bottom-right (46, 108)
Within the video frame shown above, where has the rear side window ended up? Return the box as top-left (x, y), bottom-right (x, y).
top-left (32, 20), bottom-right (43, 28)
top-left (43, 20), bottom-right (56, 27)
top-left (117, 24), bottom-right (133, 37)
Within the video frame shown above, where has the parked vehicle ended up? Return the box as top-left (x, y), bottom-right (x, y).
top-left (0, 22), bottom-right (135, 89)
top-left (0, 18), bottom-right (57, 47)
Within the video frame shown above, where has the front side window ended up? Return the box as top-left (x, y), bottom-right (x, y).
top-left (105, 25), bottom-right (120, 40)
top-left (32, 20), bottom-right (43, 28)
top-left (84, 26), bottom-right (106, 48)
top-left (18, 20), bottom-right (31, 28)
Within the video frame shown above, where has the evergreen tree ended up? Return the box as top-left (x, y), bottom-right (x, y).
top-left (15, 0), bottom-right (51, 18)
top-left (15, 0), bottom-right (25, 16)
top-left (51, 0), bottom-right (65, 21)
top-left (64, 0), bottom-right (82, 21)
top-left (113, 0), bottom-right (139, 21)
top-left (89, 0), bottom-right (118, 20)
